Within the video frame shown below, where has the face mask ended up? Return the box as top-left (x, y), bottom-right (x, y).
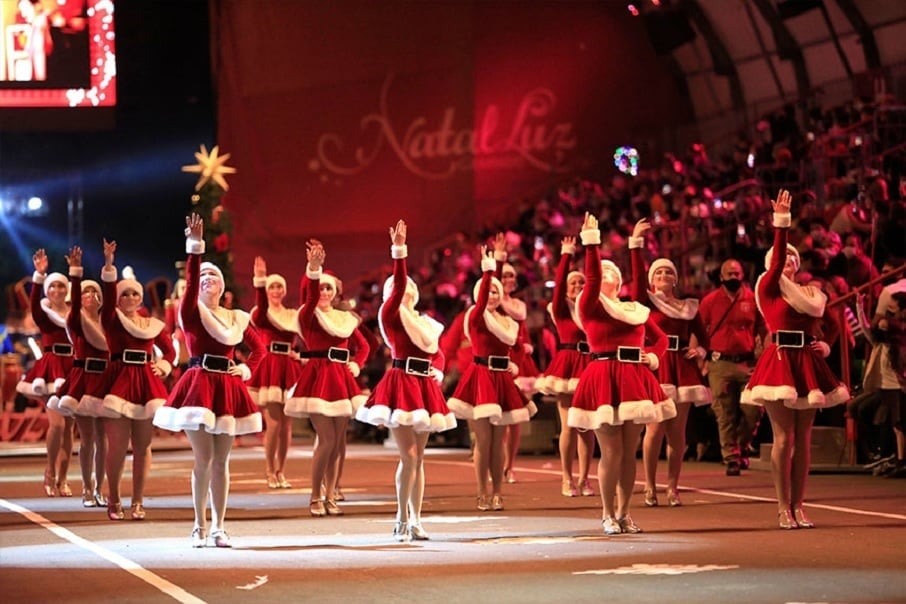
top-left (722, 278), bottom-right (742, 293)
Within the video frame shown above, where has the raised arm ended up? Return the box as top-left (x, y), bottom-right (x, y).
top-left (299, 240), bottom-right (325, 328)
top-left (550, 236), bottom-right (576, 318)
top-left (385, 219), bottom-right (409, 315)
top-left (180, 214), bottom-right (204, 327)
top-left (251, 256), bottom-right (269, 325)
top-left (764, 189), bottom-right (793, 292)
top-left (65, 246), bottom-right (84, 334)
top-left (100, 238), bottom-right (118, 329)
top-left (579, 213), bottom-right (602, 319)
top-left (475, 245), bottom-right (496, 314)
top-left (492, 232), bottom-right (507, 279)
top-left (628, 219), bottom-right (652, 300)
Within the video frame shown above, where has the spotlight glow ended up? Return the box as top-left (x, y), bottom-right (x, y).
top-left (26, 197), bottom-right (43, 212)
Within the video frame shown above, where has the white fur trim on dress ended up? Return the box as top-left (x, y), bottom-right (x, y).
top-left (677, 384), bottom-right (713, 406)
top-left (313, 307), bottom-right (359, 338)
top-left (102, 394), bottom-right (166, 420)
top-left (355, 404), bottom-right (457, 432)
top-left (742, 384), bottom-right (849, 410)
top-left (378, 301), bottom-right (442, 355)
top-left (535, 374), bottom-right (580, 395)
top-left (191, 303), bottom-right (250, 346)
top-left (153, 406), bottom-right (263, 435)
top-left (40, 298), bottom-right (69, 328)
top-left (445, 398), bottom-right (536, 425)
top-left (248, 385), bottom-right (291, 406)
top-left (462, 306), bottom-right (519, 346)
top-left (574, 290), bottom-right (649, 328)
top-left (284, 394), bottom-right (365, 418)
top-left (755, 273), bottom-right (826, 319)
top-left (115, 309), bottom-right (165, 339)
top-left (17, 377), bottom-right (66, 398)
top-left (580, 229), bottom-right (601, 246)
top-left (46, 395), bottom-right (68, 415)
top-left (262, 306), bottom-right (301, 335)
top-left (647, 291), bottom-right (699, 320)
top-left (567, 397), bottom-right (676, 428)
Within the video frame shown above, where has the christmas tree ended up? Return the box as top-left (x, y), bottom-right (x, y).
top-left (181, 145), bottom-right (237, 294)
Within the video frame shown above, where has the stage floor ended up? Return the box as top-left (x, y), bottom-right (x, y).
top-left (1, 439), bottom-right (904, 603)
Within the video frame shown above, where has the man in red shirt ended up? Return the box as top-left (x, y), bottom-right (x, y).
top-left (699, 259), bottom-right (765, 475)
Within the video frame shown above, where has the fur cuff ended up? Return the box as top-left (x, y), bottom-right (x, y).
top-left (100, 266), bottom-right (117, 283)
top-left (348, 361), bottom-right (361, 378)
top-left (772, 212), bottom-right (792, 228)
top-left (628, 236), bottom-right (645, 249)
top-left (493, 250), bottom-right (508, 262)
top-left (33, 271), bottom-right (46, 283)
top-left (580, 229), bottom-right (601, 246)
top-left (253, 276), bottom-right (267, 288)
top-left (480, 256), bottom-right (496, 272)
top-left (236, 363), bottom-right (252, 381)
top-left (186, 237), bottom-right (205, 255)
top-left (155, 359), bottom-right (173, 378)
top-left (646, 352), bottom-right (660, 371)
top-left (68, 267), bottom-right (84, 278)
top-left (391, 244), bottom-right (408, 259)
top-left (306, 266), bottom-right (322, 280)
top-left (561, 243), bottom-right (576, 256)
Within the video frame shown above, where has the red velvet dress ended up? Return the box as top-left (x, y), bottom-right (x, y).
top-left (154, 253), bottom-right (265, 435)
top-left (53, 272), bottom-right (112, 417)
top-left (630, 244), bottom-right (711, 406)
top-left (357, 254), bottom-right (456, 432)
top-left (496, 260), bottom-right (540, 393)
top-left (741, 218), bottom-right (849, 409)
top-left (100, 269), bottom-right (175, 420)
top-left (285, 268), bottom-right (370, 418)
top-left (568, 244), bottom-right (676, 429)
top-left (447, 269), bottom-right (537, 425)
top-left (247, 282), bottom-right (303, 406)
top-left (16, 274), bottom-right (73, 398)
top-left (536, 251), bottom-right (590, 395)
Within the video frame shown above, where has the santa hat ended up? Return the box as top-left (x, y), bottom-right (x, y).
top-left (172, 278), bottom-right (186, 300)
top-left (266, 274), bottom-right (287, 290)
top-left (382, 275), bottom-right (419, 305)
top-left (648, 258), bottom-right (678, 288)
top-left (116, 279), bottom-right (144, 302)
top-left (600, 260), bottom-right (622, 291)
top-left (43, 272), bottom-right (69, 296)
top-left (473, 276), bottom-right (504, 303)
top-left (502, 263), bottom-right (517, 277)
top-left (567, 270), bottom-right (584, 285)
top-left (82, 279), bottom-right (103, 305)
top-left (199, 262), bottom-right (225, 288)
top-left (764, 244), bottom-right (800, 272)
top-left (319, 270), bottom-right (342, 298)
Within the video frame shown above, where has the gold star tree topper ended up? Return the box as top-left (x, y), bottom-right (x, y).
top-left (181, 144), bottom-right (237, 191)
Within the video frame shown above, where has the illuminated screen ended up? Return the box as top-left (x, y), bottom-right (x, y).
top-left (0, 0), bottom-right (114, 108)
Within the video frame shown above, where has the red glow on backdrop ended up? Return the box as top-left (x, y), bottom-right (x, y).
top-left (0, 0), bottom-right (115, 108)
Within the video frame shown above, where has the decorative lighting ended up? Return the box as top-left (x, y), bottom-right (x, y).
top-left (26, 197), bottom-right (43, 212)
top-left (614, 146), bottom-right (640, 176)
top-left (627, 4), bottom-right (640, 16)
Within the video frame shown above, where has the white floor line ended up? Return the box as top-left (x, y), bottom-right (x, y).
top-left (424, 458), bottom-right (906, 522)
top-left (0, 498), bottom-right (207, 604)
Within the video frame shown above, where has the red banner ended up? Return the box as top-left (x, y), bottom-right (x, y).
top-left (213, 1), bottom-right (685, 297)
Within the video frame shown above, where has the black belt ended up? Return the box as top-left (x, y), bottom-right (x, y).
top-left (188, 354), bottom-right (232, 373)
top-left (73, 357), bottom-right (108, 373)
top-left (473, 355), bottom-right (511, 372)
top-left (557, 342), bottom-right (590, 354)
top-left (299, 347), bottom-right (350, 363)
top-left (591, 346), bottom-right (644, 363)
top-left (44, 343), bottom-right (74, 356)
top-left (771, 330), bottom-right (816, 349)
top-left (666, 335), bottom-right (688, 352)
top-left (709, 351), bottom-right (755, 363)
top-left (111, 349), bottom-right (149, 364)
top-left (391, 357), bottom-right (431, 377)
top-left (269, 341), bottom-right (292, 355)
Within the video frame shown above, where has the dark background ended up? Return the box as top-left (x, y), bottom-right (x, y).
top-left (0, 0), bottom-right (214, 318)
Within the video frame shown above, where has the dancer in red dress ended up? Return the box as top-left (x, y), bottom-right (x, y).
top-left (448, 247), bottom-right (537, 511)
top-left (535, 236), bottom-right (595, 497)
top-left (741, 190), bottom-right (849, 529)
top-left (568, 213), bottom-right (676, 535)
top-left (357, 220), bottom-right (456, 541)
top-left (99, 239), bottom-right (175, 521)
top-left (491, 234), bottom-right (540, 484)
top-left (629, 219), bottom-right (711, 508)
top-left (51, 246), bottom-right (110, 507)
top-left (285, 240), bottom-right (370, 518)
top-left (18, 249), bottom-right (75, 497)
top-left (248, 257), bottom-right (302, 489)
top-left (154, 214), bottom-right (265, 547)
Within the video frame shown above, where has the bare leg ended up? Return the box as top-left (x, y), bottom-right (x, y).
top-left (185, 428), bottom-right (213, 531)
top-left (503, 424), bottom-right (521, 482)
top-left (309, 414), bottom-right (337, 503)
top-left (642, 422), bottom-right (665, 495)
top-left (409, 432), bottom-right (429, 522)
top-left (664, 402), bottom-right (692, 493)
top-left (471, 419), bottom-right (492, 498)
top-left (325, 417), bottom-right (348, 499)
top-left (616, 423), bottom-right (644, 518)
top-left (557, 396), bottom-right (577, 486)
top-left (56, 415), bottom-right (75, 492)
top-left (594, 425), bottom-right (623, 519)
top-left (130, 419), bottom-right (154, 504)
top-left (75, 415), bottom-right (96, 494)
top-left (210, 433), bottom-right (234, 532)
top-left (93, 418), bottom-right (106, 498)
top-left (489, 424), bottom-right (507, 496)
top-left (104, 416), bottom-right (132, 505)
top-left (392, 426), bottom-right (419, 524)
top-left (263, 403), bottom-right (280, 479)
top-left (334, 422), bottom-right (348, 496)
top-left (790, 408), bottom-right (817, 508)
top-left (764, 402), bottom-right (795, 513)
top-left (577, 429), bottom-right (594, 486)
top-left (277, 407), bottom-right (293, 478)
top-left (43, 405), bottom-right (65, 493)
